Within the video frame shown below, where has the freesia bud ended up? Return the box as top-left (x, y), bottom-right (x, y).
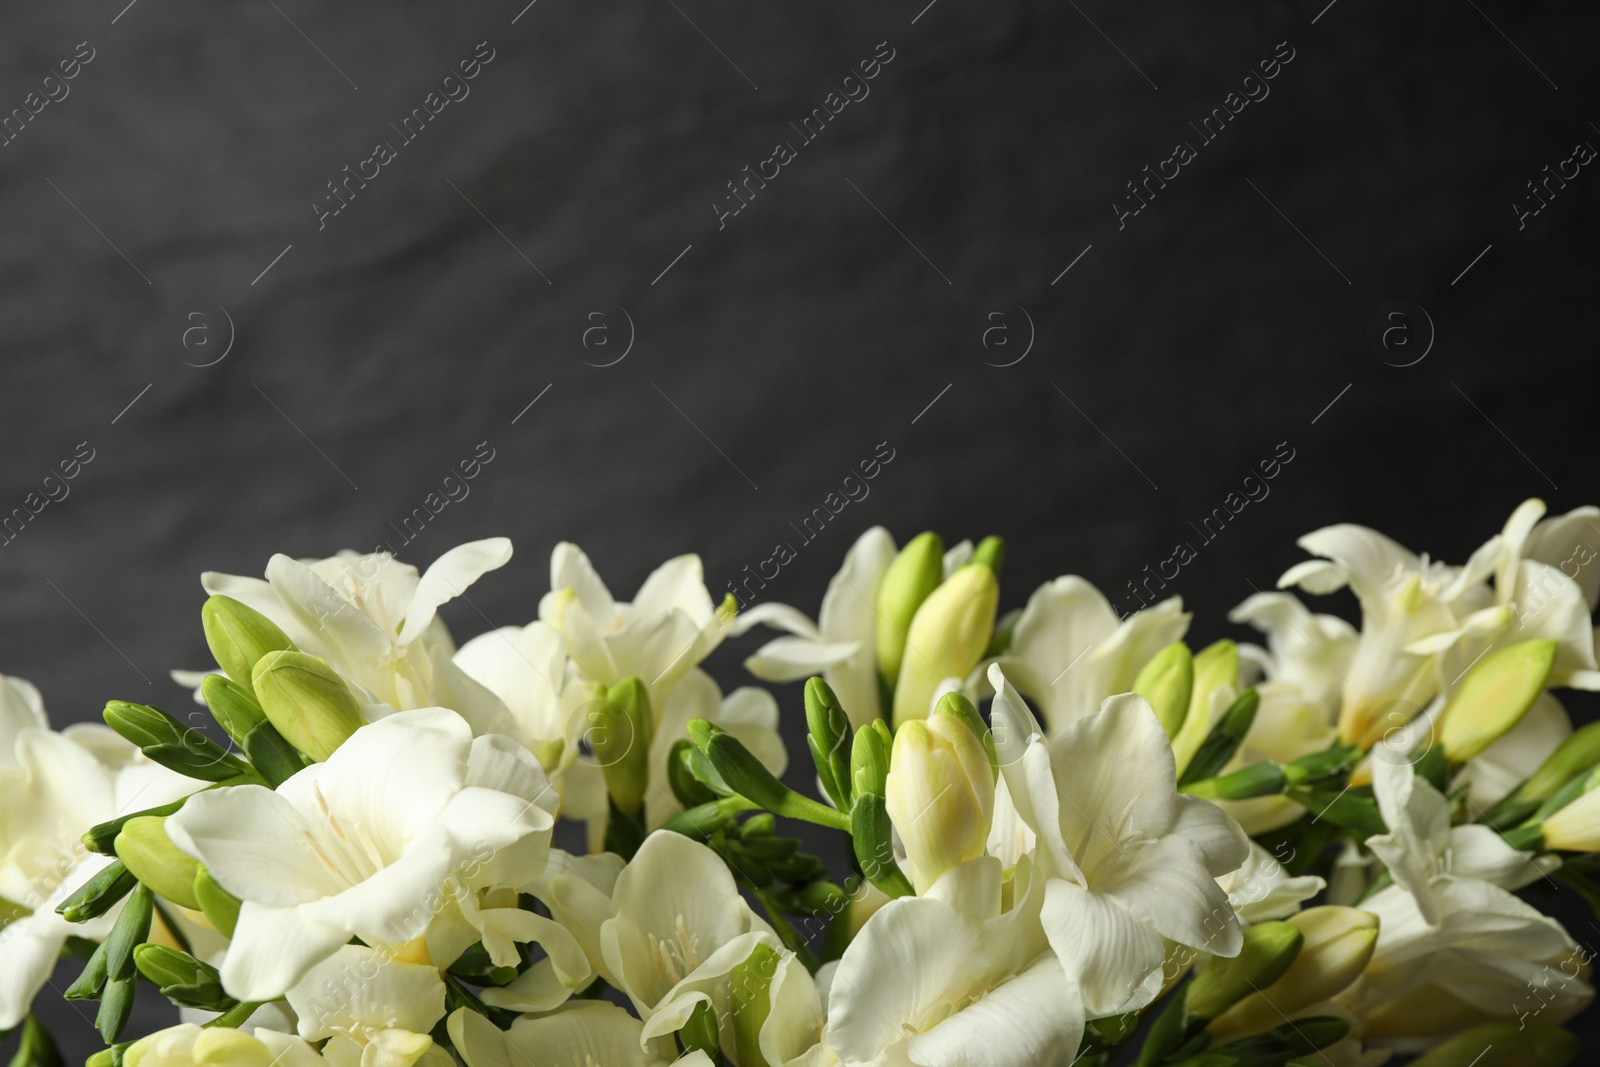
top-left (250, 651), bottom-right (363, 761)
top-left (1439, 639), bottom-right (1558, 762)
top-left (192, 865), bottom-right (240, 938)
top-left (1537, 778), bottom-right (1600, 851)
top-left (115, 817), bottom-right (201, 910)
top-left (805, 677), bottom-right (855, 810)
top-left (55, 860), bottom-right (137, 923)
top-left (1134, 642), bottom-right (1194, 739)
top-left (1172, 640), bottom-right (1239, 774)
top-left (102, 701), bottom-right (252, 782)
top-left (875, 532), bottom-right (945, 685)
top-left (133, 945), bottom-right (233, 1012)
top-left (930, 691), bottom-right (997, 774)
top-left (199, 674), bottom-right (265, 743)
top-left (1186, 920), bottom-right (1302, 1021)
top-left (1209, 906), bottom-right (1379, 1038)
top-left (885, 714), bottom-right (995, 892)
top-left (1410, 1023), bottom-right (1578, 1067)
top-left (691, 720), bottom-right (850, 831)
top-left (592, 678), bottom-right (654, 815)
top-left (1511, 722), bottom-right (1600, 807)
top-left (201, 594), bottom-right (296, 693)
top-left (891, 559), bottom-right (1000, 727)
top-left (850, 719), bottom-right (893, 799)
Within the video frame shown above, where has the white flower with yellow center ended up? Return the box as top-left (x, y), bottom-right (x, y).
top-left (989, 665), bottom-right (1250, 1016)
top-left (286, 945), bottom-right (450, 1067)
top-left (449, 1001), bottom-right (714, 1067)
top-left (167, 708), bottom-right (555, 1000)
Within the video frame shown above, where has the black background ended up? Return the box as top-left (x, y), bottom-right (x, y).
top-left (2, 0), bottom-right (1598, 1058)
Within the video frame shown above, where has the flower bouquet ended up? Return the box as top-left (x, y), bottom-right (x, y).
top-left (3, 498), bottom-right (1598, 1067)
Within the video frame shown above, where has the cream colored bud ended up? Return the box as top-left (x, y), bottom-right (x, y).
top-left (885, 715), bottom-right (994, 893)
top-left (891, 564), bottom-right (999, 728)
top-left (1439, 639), bottom-right (1558, 762)
top-left (1209, 905), bottom-right (1378, 1038)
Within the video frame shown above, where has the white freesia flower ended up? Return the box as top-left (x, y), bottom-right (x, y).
top-left (199, 539), bottom-right (516, 727)
top-left (994, 577), bottom-right (1190, 734)
top-left (989, 664), bottom-right (1250, 1016)
top-left (1367, 755), bottom-right (1551, 922)
top-left (539, 543), bottom-right (732, 711)
top-left (600, 831), bottom-right (779, 1046)
top-left (286, 945), bottom-right (449, 1067)
top-left (481, 849), bottom-right (623, 1013)
top-left (450, 1001), bottom-right (714, 1067)
top-left (167, 708), bottom-right (556, 1000)
top-left (0, 679), bottom-right (197, 1029)
top-left (1277, 522), bottom-right (1498, 748)
top-left (826, 856), bottom-right (1082, 1067)
top-left (1334, 756), bottom-right (1590, 1037)
top-left (453, 619), bottom-right (590, 788)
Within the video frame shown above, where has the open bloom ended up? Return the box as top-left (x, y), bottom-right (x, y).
top-left (599, 831), bottom-right (779, 1047)
top-left (123, 1024), bottom-right (332, 1067)
top-left (539, 543), bottom-right (733, 711)
top-left (285, 945), bottom-right (449, 1067)
top-left (0, 677), bottom-right (197, 1029)
top-left (168, 708), bottom-right (556, 1000)
top-left (197, 539), bottom-right (517, 728)
top-left (825, 856), bottom-right (1082, 1067)
top-left (989, 664), bottom-right (1250, 1016)
top-left (994, 576), bottom-right (1190, 734)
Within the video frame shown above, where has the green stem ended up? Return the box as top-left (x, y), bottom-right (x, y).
top-left (203, 1000), bottom-right (264, 1029)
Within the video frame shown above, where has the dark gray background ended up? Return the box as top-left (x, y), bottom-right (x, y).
top-left (3, 0), bottom-right (1597, 1058)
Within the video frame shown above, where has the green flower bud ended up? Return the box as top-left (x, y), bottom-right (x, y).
top-left (875, 532), bottom-right (946, 685)
top-left (1186, 921), bottom-right (1303, 1021)
top-left (1134, 642), bottom-right (1194, 739)
top-left (805, 677), bottom-right (855, 810)
top-left (730, 942), bottom-right (782, 1067)
top-left (850, 719), bottom-right (893, 799)
top-left (132, 945), bottom-right (234, 1012)
top-left (192, 866), bottom-right (240, 938)
top-left (892, 563), bottom-right (1000, 727)
top-left (690, 720), bottom-right (849, 832)
top-left (103, 883), bottom-right (153, 983)
top-left (668, 738), bottom-right (720, 808)
top-left (1439, 639), bottom-right (1559, 763)
top-left (1410, 1023), bottom-right (1578, 1067)
top-left (1179, 689), bottom-right (1260, 788)
top-left (251, 651), bottom-right (363, 761)
top-left (850, 792), bottom-right (914, 899)
top-left (592, 679), bottom-right (654, 816)
top-left (82, 797), bottom-right (188, 857)
top-left (201, 594), bottom-right (296, 693)
top-left (1171, 640), bottom-right (1238, 775)
top-left (102, 702), bottom-right (251, 783)
top-left (114, 817), bottom-right (201, 911)
top-left (96, 975), bottom-right (135, 1043)
top-left (1504, 722), bottom-right (1600, 811)
top-left (970, 536), bottom-right (1005, 576)
top-left (64, 941), bottom-right (109, 1000)
top-left (199, 675), bottom-right (266, 745)
top-left (1210, 906), bottom-right (1379, 1038)
top-left (55, 860), bottom-right (137, 924)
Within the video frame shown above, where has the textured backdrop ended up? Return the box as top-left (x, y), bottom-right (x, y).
top-left (2, 0), bottom-right (1598, 1058)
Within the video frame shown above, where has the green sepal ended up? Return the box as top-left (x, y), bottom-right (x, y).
top-left (55, 861), bottom-right (137, 924)
top-left (849, 792), bottom-right (914, 898)
top-left (1178, 689), bottom-right (1260, 788)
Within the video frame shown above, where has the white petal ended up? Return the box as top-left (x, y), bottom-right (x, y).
top-left (549, 543), bottom-right (618, 627)
top-left (1046, 693), bottom-right (1176, 870)
top-left (632, 555), bottom-right (714, 624)
top-left (265, 554), bottom-right (393, 665)
top-left (744, 637), bottom-right (861, 681)
top-left (816, 526), bottom-right (896, 728)
top-left (0, 913), bottom-right (71, 1030)
top-left (401, 539), bottom-right (514, 646)
top-left (726, 602), bottom-right (821, 640)
top-left (1525, 505), bottom-right (1600, 609)
top-left (907, 954), bottom-right (1084, 1067)
top-left (222, 902), bottom-right (353, 1001)
top-left (287, 945), bottom-right (445, 1040)
top-left (1294, 525), bottom-right (1419, 613)
top-left (1039, 879), bottom-right (1166, 1016)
